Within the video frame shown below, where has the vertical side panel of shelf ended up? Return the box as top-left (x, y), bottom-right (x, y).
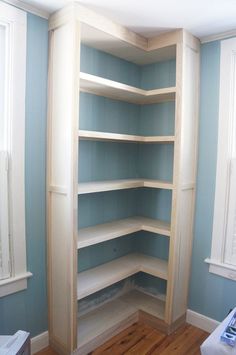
top-left (165, 34), bottom-right (200, 324)
top-left (165, 40), bottom-right (184, 325)
top-left (172, 41), bottom-right (200, 322)
top-left (47, 20), bottom-right (80, 354)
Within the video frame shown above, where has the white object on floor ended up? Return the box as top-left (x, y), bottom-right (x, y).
top-left (0, 330), bottom-right (30, 355)
top-left (201, 308), bottom-right (236, 355)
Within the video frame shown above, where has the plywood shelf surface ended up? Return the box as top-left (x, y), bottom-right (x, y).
top-left (77, 253), bottom-right (168, 300)
top-left (80, 72), bottom-right (176, 104)
top-left (79, 130), bottom-right (175, 144)
top-left (78, 216), bottom-right (171, 249)
top-left (78, 178), bottom-right (173, 194)
top-left (77, 289), bottom-right (165, 348)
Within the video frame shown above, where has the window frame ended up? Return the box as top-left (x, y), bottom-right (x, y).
top-left (0, 2), bottom-right (32, 297)
top-left (206, 37), bottom-right (236, 280)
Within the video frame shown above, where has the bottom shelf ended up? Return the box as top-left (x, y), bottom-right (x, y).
top-left (77, 289), bottom-right (165, 351)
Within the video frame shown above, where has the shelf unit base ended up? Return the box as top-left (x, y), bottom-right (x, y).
top-left (76, 289), bottom-right (186, 355)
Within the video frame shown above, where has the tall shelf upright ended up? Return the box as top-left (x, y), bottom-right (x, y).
top-left (47, 3), bottom-right (200, 354)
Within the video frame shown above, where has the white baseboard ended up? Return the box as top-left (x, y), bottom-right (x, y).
top-left (187, 309), bottom-right (220, 333)
top-left (31, 331), bottom-right (49, 354)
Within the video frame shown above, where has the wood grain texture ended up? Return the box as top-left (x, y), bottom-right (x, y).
top-left (90, 323), bottom-right (208, 355)
top-left (35, 347), bottom-right (58, 355)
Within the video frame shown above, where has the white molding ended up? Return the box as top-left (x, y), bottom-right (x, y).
top-left (0, 1), bottom-right (31, 296)
top-left (207, 37), bottom-right (236, 279)
top-left (2, 0), bottom-right (50, 19)
top-left (201, 29), bottom-right (236, 44)
top-left (0, 272), bottom-right (32, 297)
top-left (186, 309), bottom-right (220, 333)
top-left (31, 331), bottom-right (49, 354)
top-left (205, 258), bottom-right (236, 280)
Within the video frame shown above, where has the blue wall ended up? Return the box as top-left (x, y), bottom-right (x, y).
top-left (0, 14), bottom-right (48, 336)
top-left (189, 40), bottom-right (236, 322)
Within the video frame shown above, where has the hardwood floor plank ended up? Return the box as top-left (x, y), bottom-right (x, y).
top-left (92, 323), bottom-right (208, 355)
top-left (151, 325), bottom-right (207, 355)
top-left (148, 324), bottom-right (189, 354)
top-left (187, 331), bottom-right (210, 355)
top-left (35, 347), bottom-right (58, 355)
top-left (124, 329), bottom-right (166, 354)
top-left (92, 323), bottom-right (153, 354)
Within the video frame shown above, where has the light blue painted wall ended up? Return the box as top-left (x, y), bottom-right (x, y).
top-left (79, 93), bottom-right (141, 135)
top-left (80, 44), bottom-right (176, 89)
top-left (0, 14), bottom-right (48, 336)
top-left (189, 40), bottom-right (236, 322)
top-left (80, 44), bottom-right (141, 87)
top-left (140, 59), bottom-right (176, 90)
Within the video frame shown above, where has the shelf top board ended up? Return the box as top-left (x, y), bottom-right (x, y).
top-left (78, 178), bottom-right (174, 195)
top-left (81, 23), bottom-right (177, 65)
top-left (78, 130), bottom-right (175, 144)
top-left (78, 216), bottom-right (171, 249)
top-left (77, 253), bottom-right (168, 300)
top-left (80, 72), bottom-right (176, 104)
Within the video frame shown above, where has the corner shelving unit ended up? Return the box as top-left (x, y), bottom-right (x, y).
top-left (47, 3), bottom-right (200, 354)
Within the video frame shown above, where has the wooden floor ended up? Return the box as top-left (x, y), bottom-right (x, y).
top-left (36, 323), bottom-right (208, 355)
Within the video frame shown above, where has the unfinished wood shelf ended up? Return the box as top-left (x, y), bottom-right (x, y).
top-left (78, 130), bottom-right (175, 144)
top-left (77, 289), bottom-right (165, 351)
top-left (78, 216), bottom-right (171, 249)
top-left (47, 4), bottom-right (200, 353)
top-left (77, 253), bottom-right (168, 300)
top-left (78, 178), bottom-right (174, 195)
top-left (80, 72), bottom-right (176, 104)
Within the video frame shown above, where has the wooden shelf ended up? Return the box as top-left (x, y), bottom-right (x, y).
top-left (79, 130), bottom-right (175, 144)
top-left (80, 72), bottom-right (176, 104)
top-left (77, 289), bottom-right (165, 350)
top-left (77, 253), bottom-right (168, 300)
top-left (78, 179), bottom-right (173, 195)
top-left (78, 216), bottom-right (170, 249)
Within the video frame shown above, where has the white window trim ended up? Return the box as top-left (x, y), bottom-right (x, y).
top-left (0, 2), bottom-right (32, 297)
top-left (206, 37), bottom-right (236, 280)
